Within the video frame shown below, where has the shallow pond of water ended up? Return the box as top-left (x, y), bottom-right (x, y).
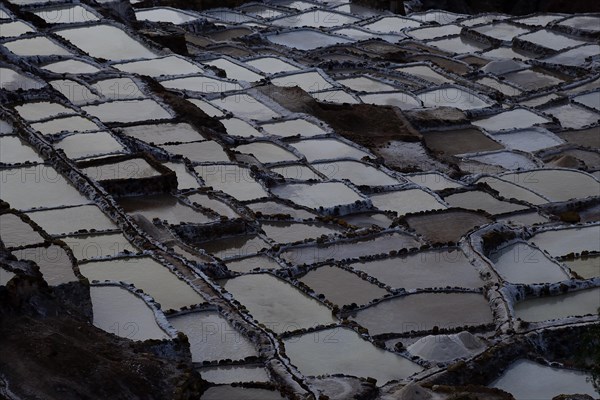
top-left (55, 131), bottom-right (126, 159)
top-left (211, 94), bottom-right (280, 121)
top-left (15, 102), bottom-right (74, 122)
top-left (492, 127), bottom-right (563, 153)
top-left (284, 327), bottom-right (422, 384)
top-left (271, 181), bottom-right (363, 210)
top-left (473, 22), bottom-right (529, 41)
top-left (31, 116), bottom-right (100, 135)
top-left (0, 67), bottom-right (45, 91)
top-left (91, 285), bottom-right (169, 341)
top-left (185, 193), bottom-right (238, 218)
top-left (13, 245), bottom-right (77, 285)
top-left (445, 191), bottom-right (528, 215)
top-left (0, 269), bottom-right (15, 286)
top-left (500, 169), bottom-right (599, 202)
top-left (62, 233), bottom-right (136, 261)
top-left (514, 287), bottom-right (600, 322)
top-left (34, 4), bottom-right (98, 24)
top-left (121, 123), bottom-right (203, 145)
top-left (234, 142), bottom-right (298, 164)
top-left (350, 249), bottom-right (483, 290)
top-left (564, 256), bottom-right (600, 279)
top-left (246, 201), bottom-right (315, 219)
top-left (543, 104), bottom-right (599, 129)
top-left (463, 150), bottom-right (538, 170)
top-left (113, 55), bottom-right (203, 77)
top-left (25, 205), bottom-right (116, 236)
top-left (337, 76), bottom-right (396, 93)
top-left (395, 65), bottom-right (453, 85)
top-left (291, 138), bottom-right (371, 162)
top-left (406, 173), bottom-right (463, 191)
top-left (49, 80), bottom-right (101, 106)
top-left (198, 365), bottom-right (270, 384)
top-left (222, 274), bottom-right (337, 333)
top-left (312, 160), bottom-right (400, 187)
top-left (55, 24), bottom-right (157, 61)
top-left (118, 194), bottom-right (214, 225)
top-left (203, 58), bottom-right (263, 82)
top-left (341, 212), bottom-right (393, 228)
top-left (225, 255), bottom-right (281, 273)
top-left (80, 257), bottom-right (203, 310)
top-left (245, 57), bottom-right (299, 75)
top-left (195, 164), bottom-right (269, 201)
top-left (272, 9), bottom-right (359, 28)
top-left (0, 20), bottom-right (34, 38)
top-left (135, 7), bottom-right (198, 24)
top-left (196, 234), bottom-right (269, 259)
top-left (490, 359), bottom-right (597, 399)
top-left (82, 99), bottom-right (172, 124)
top-left (270, 164), bottom-right (322, 181)
top-left (221, 118), bottom-right (262, 138)
top-left (266, 30), bottom-right (353, 50)
top-left (0, 136), bottom-right (44, 165)
top-left (261, 119), bottom-right (327, 138)
top-left (42, 59), bottom-right (100, 74)
top-left (418, 87), bottom-right (492, 110)
top-left (164, 140), bottom-right (229, 163)
top-left (350, 292), bottom-right (493, 335)
top-left (519, 29), bottom-right (588, 51)
top-left (0, 213), bottom-right (44, 248)
top-left (162, 75), bottom-right (242, 94)
top-left (359, 92), bottom-right (422, 110)
top-left (3, 35), bottom-right (71, 56)
top-left (271, 71), bottom-right (333, 93)
top-left (476, 176), bottom-right (549, 205)
top-left (427, 36), bottom-right (489, 54)
top-left (169, 311), bottom-right (257, 362)
top-left (82, 158), bottom-right (161, 181)
top-left (262, 221), bottom-right (341, 244)
top-left (528, 225), bottom-right (600, 258)
top-left (362, 16), bottom-right (421, 33)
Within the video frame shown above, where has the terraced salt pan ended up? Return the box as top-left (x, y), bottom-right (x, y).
top-left (195, 235), bottom-right (269, 259)
top-left (280, 232), bottom-right (420, 266)
top-left (360, 92), bottom-right (422, 109)
top-left (0, 166), bottom-right (89, 210)
top-left (0, 67), bottom-right (45, 91)
top-left (542, 44), bottom-right (600, 67)
top-left (222, 274), bottom-right (336, 333)
top-left (245, 57), bottom-right (300, 74)
top-left (91, 286), bottom-right (169, 341)
top-left (573, 91), bottom-right (600, 112)
top-left (492, 127), bottom-right (563, 152)
top-left (62, 233), bottom-right (136, 261)
top-left (466, 150), bottom-right (538, 170)
top-left (266, 30), bottom-right (353, 50)
top-left (42, 59), bottom-right (101, 74)
top-left (512, 14), bottom-right (564, 27)
top-left (371, 189), bottom-right (447, 215)
top-left (169, 311), bottom-right (257, 362)
top-left (91, 78), bottom-right (144, 100)
top-left (272, 9), bottom-right (360, 28)
top-left (262, 221), bottom-right (341, 244)
top-left (312, 160), bottom-right (399, 186)
top-left (501, 169), bottom-right (599, 202)
top-left (418, 87), bottom-right (492, 110)
top-left (82, 99), bottom-right (171, 123)
top-left (2, 36), bottom-right (71, 56)
top-left (528, 225), bottom-right (600, 258)
top-left (211, 94), bottom-right (280, 120)
top-left (337, 76), bottom-right (396, 92)
top-left (564, 256), bottom-right (600, 279)
top-left (0, 214), bottom-right (44, 248)
top-left (311, 89), bottom-right (360, 104)
top-left (247, 201), bottom-right (315, 219)
top-left (489, 242), bottom-right (569, 284)
top-left (118, 194), bottom-right (214, 225)
top-left (12, 245), bottom-right (77, 285)
top-left (460, 14), bottom-right (509, 27)
top-left (0, 136), bottom-right (44, 165)
top-left (543, 103), bottom-right (599, 129)
top-left (261, 119), bottom-right (327, 138)
top-left (30, 116), bottom-right (100, 135)
top-left (343, 213), bottom-right (393, 228)
top-left (490, 359), bottom-right (597, 399)
top-left (514, 287), bottom-right (600, 322)
top-left (135, 7), bottom-right (198, 24)
top-left (225, 255), bottom-right (281, 273)
top-left (473, 109), bottom-right (550, 132)
top-left (114, 56), bottom-right (202, 77)
top-left (350, 249), bottom-right (483, 290)
top-left (395, 65), bottom-right (453, 85)
top-left (362, 16), bottom-right (421, 33)
top-left (476, 177), bottom-right (549, 205)
top-left (472, 22), bottom-right (529, 41)
top-left (445, 191), bottom-right (528, 215)
top-left (285, 327), bottom-right (422, 384)
top-left (121, 123), bottom-right (203, 145)
top-left (271, 181), bottom-right (362, 210)
top-left (221, 118), bottom-right (262, 138)
top-left (203, 58), bottom-right (263, 82)
top-left (241, 4), bottom-right (286, 19)
top-left (55, 24), bottom-right (157, 61)
top-left (497, 211), bottom-right (549, 227)
top-left (198, 365), bottom-right (270, 384)
top-left (476, 77), bottom-right (522, 97)
top-left (185, 193), bottom-right (238, 218)
top-left (55, 132), bottom-right (126, 159)
top-left (408, 24), bottom-right (462, 40)
top-left (271, 71), bottom-right (333, 93)
top-left (518, 29), bottom-right (588, 51)
top-left (271, 164), bottom-right (322, 180)
top-left (161, 75), bottom-right (243, 94)
top-left (0, 20), bottom-right (34, 38)
top-left (164, 141), bottom-right (229, 163)
top-left (25, 205), bottom-right (116, 236)
top-left (34, 5), bottom-right (98, 24)
top-left (195, 164), bottom-right (268, 201)
top-left (407, 173), bottom-right (463, 191)
top-left (290, 138), bottom-right (371, 162)
top-left (234, 142), bottom-right (298, 163)
top-left (408, 331), bottom-right (483, 362)
top-left (330, 27), bottom-right (401, 42)
top-left (80, 257), bottom-right (203, 310)
top-left (15, 102), bottom-right (74, 122)
top-left (82, 158), bottom-right (161, 181)
top-left (557, 15), bottom-right (600, 32)
top-left (350, 293), bottom-right (493, 335)
top-left (427, 36), bottom-right (489, 54)
top-left (299, 265), bottom-right (388, 306)
top-left (188, 98), bottom-right (224, 117)
top-left (49, 80), bottom-right (101, 105)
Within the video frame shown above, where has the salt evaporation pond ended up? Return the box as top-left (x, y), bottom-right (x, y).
top-left (271, 181), bottom-right (363, 210)
top-left (0, 67), bottom-right (45, 91)
top-left (225, 255), bottom-right (281, 273)
top-left (0, 136), bottom-right (43, 165)
top-left (135, 7), bottom-right (198, 24)
top-left (42, 59), bottom-right (100, 74)
top-left (246, 57), bottom-right (299, 75)
top-left (284, 328), bottom-right (422, 384)
top-left (2, 36), bottom-right (71, 56)
top-left (211, 94), bottom-right (279, 120)
top-left (266, 30), bottom-right (353, 50)
top-left (168, 311), bottom-right (257, 362)
top-left (312, 160), bottom-right (400, 186)
top-left (514, 287), bottom-right (600, 322)
top-left (444, 191), bottom-right (528, 215)
top-left (82, 99), bottom-right (171, 124)
top-left (349, 249), bottom-right (483, 290)
top-left (371, 189), bottom-right (447, 215)
top-left (164, 141), bottom-right (229, 163)
top-left (351, 293), bottom-right (493, 335)
top-left (272, 10), bottom-right (359, 28)
top-left (221, 118), bottom-right (262, 138)
top-left (55, 24), bottom-right (157, 60)
top-left (489, 242), bottom-right (569, 284)
top-left (195, 235), bottom-right (268, 259)
top-left (113, 55), bottom-right (203, 77)
top-left (90, 286), bottom-right (169, 341)
top-left (198, 365), bottom-right (270, 384)
top-left (473, 109), bottom-right (550, 132)
top-left (222, 274), bottom-right (337, 333)
top-left (290, 138), bottom-right (371, 162)
top-left (79, 257), bottom-right (203, 311)
top-left (261, 119), bottom-right (327, 138)
top-left (234, 142), bottom-right (298, 163)
top-left (0, 213), bottom-right (44, 248)
top-left (490, 359), bottom-right (597, 398)
top-left (261, 221), bottom-right (341, 244)
top-left (25, 205), bottom-right (116, 236)
top-left (417, 87), bottom-right (492, 110)
top-left (195, 164), bottom-right (268, 201)
top-left (564, 256), bottom-right (600, 279)
top-left (528, 225), bottom-right (600, 258)
top-left (501, 170), bottom-right (599, 202)
top-left (272, 71), bottom-right (333, 93)
top-left (62, 233), bottom-right (136, 261)
top-left (299, 265), bottom-right (388, 306)
top-left (13, 245), bottom-right (77, 285)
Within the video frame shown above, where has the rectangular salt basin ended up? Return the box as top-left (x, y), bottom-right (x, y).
top-left (30, 116), bottom-right (100, 135)
top-left (362, 16), bottom-right (421, 33)
top-left (42, 59), bottom-right (100, 74)
top-left (135, 7), bottom-right (198, 24)
top-left (528, 225), bottom-right (600, 258)
top-left (25, 205), bottom-right (116, 236)
top-left (427, 36), bottom-right (489, 54)
top-left (473, 109), bottom-right (550, 132)
top-left (337, 76), bottom-right (396, 92)
top-left (543, 104), bottom-right (600, 129)
top-left (163, 141), bottom-right (229, 163)
top-left (79, 257), bottom-right (203, 310)
top-left (15, 102), bottom-right (74, 122)
top-left (211, 94), bottom-right (279, 120)
top-left (395, 65), bottom-right (452, 84)
top-left (2, 36), bottom-right (71, 56)
top-left (0, 166), bottom-right (89, 210)
top-left (245, 57), bottom-right (300, 75)
top-left (261, 119), bottom-right (327, 138)
top-left (0, 213), bottom-right (45, 248)
top-left (91, 77), bottom-right (144, 100)
top-left (222, 274), bottom-right (337, 333)
top-left (62, 232), bottom-right (136, 260)
top-left (34, 5), bottom-right (98, 24)
top-left (262, 221), bottom-right (342, 244)
top-left (290, 138), bottom-right (371, 161)
top-left (202, 58), bottom-right (263, 82)
top-left (513, 288), bottom-right (600, 322)
top-left (82, 99), bottom-right (171, 123)
top-left (234, 142), bottom-right (298, 163)
top-left (518, 29), bottom-right (588, 51)
top-left (492, 128), bottom-right (563, 152)
top-left (0, 67), bottom-right (45, 91)
top-left (161, 76), bottom-right (241, 93)
top-left (371, 189), bottom-right (447, 215)
top-left (120, 122), bottom-right (203, 145)
top-left (113, 55), bottom-right (203, 77)
top-left (118, 194), bottom-right (215, 225)
top-left (418, 87), bottom-right (492, 110)
top-left (0, 20), bottom-right (35, 38)
top-left (271, 71), bottom-right (333, 93)
top-left (501, 169), bottom-right (600, 202)
top-left (272, 10), bottom-right (360, 28)
top-left (55, 24), bottom-right (157, 61)
top-left (54, 131), bottom-right (126, 159)
top-left (13, 245), bottom-right (77, 285)
top-left (195, 164), bottom-right (268, 201)
top-left (266, 30), bottom-right (353, 50)
top-left (49, 80), bottom-right (101, 105)
top-left (472, 22), bottom-right (529, 41)
top-left (312, 160), bottom-right (400, 186)
top-left (407, 24), bottom-right (462, 40)
top-left (221, 118), bottom-right (263, 138)
top-left (271, 181), bottom-right (363, 210)
top-left (0, 136), bottom-right (44, 165)
top-left (198, 365), bottom-right (270, 384)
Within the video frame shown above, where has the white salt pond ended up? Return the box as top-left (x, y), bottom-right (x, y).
top-left (15, 102), bottom-right (74, 122)
top-left (246, 57), bottom-right (299, 75)
top-left (82, 99), bottom-right (171, 124)
top-left (120, 123), bottom-right (203, 145)
top-left (90, 285), bottom-right (169, 341)
top-left (396, 65), bottom-right (453, 85)
top-left (225, 255), bottom-right (281, 273)
top-left (444, 191), bottom-right (528, 215)
top-left (211, 94), bottom-right (279, 120)
top-left (113, 56), bottom-right (203, 77)
top-left (565, 256), bottom-right (600, 279)
top-left (418, 87), bottom-right (492, 110)
top-left (135, 7), bottom-right (198, 24)
top-left (312, 160), bottom-right (400, 186)
top-left (30, 116), bottom-right (100, 135)
top-left (25, 205), bottom-right (116, 236)
top-left (476, 177), bottom-right (549, 205)
top-left (408, 331), bottom-right (484, 362)
top-left (271, 181), bottom-right (363, 210)
top-left (118, 194), bottom-right (214, 225)
top-left (2, 35), bottom-right (71, 56)
top-left (290, 138), bottom-right (371, 162)
top-left (473, 109), bottom-right (550, 132)
top-left (360, 92), bottom-right (422, 109)
top-left (261, 119), bottom-right (327, 138)
top-left (82, 158), bottom-right (161, 181)
top-left (371, 189), bottom-right (447, 215)
top-left (489, 242), bottom-right (569, 284)
top-left (266, 30), bottom-right (353, 50)
top-left (350, 293), bottom-right (493, 335)
top-left (163, 141), bottom-right (229, 163)
top-left (407, 173), bottom-right (463, 191)
top-left (55, 132), bottom-right (126, 159)
top-left (262, 221), bottom-right (342, 244)
top-left (162, 76), bottom-right (242, 94)
top-left (0, 269), bottom-right (15, 286)
top-left (12, 245), bottom-right (77, 286)
top-left (271, 164), bottom-right (322, 180)
top-left (362, 16), bottom-right (421, 33)
top-left (272, 10), bottom-right (359, 28)
top-left (0, 213), bottom-right (44, 248)
top-left (234, 142), bottom-right (298, 163)
top-left (222, 274), bottom-right (337, 333)
top-left (42, 59), bottom-right (100, 75)
top-left (528, 225), bottom-right (600, 258)
top-left (349, 249), bottom-right (483, 290)
top-left (195, 235), bottom-right (268, 259)
top-left (490, 359), bottom-right (597, 398)
top-left (492, 127), bottom-right (563, 153)
top-left (198, 365), bottom-right (270, 384)
top-left (0, 67), bottom-right (45, 91)
top-left (79, 257), bottom-right (203, 311)
top-left (337, 76), bottom-right (396, 93)
top-left (271, 71), bottom-right (333, 93)
top-left (543, 103), bottom-right (600, 129)
top-left (0, 136), bottom-right (44, 165)
top-left (168, 311), bottom-right (257, 362)
top-left (33, 5), bottom-right (98, 24)
top-left (500, 169), bottom-right (599, 202)
top-left (221, 118), bottom-right (263, 138)
top-left (195, 164), bottom-right (268, 201)
top-left (62, 233), bottom-right (136, 261)
top-left (514, 287), bottom-right (600, 322)
top-left (284, 328), bottom-right (422, 384)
